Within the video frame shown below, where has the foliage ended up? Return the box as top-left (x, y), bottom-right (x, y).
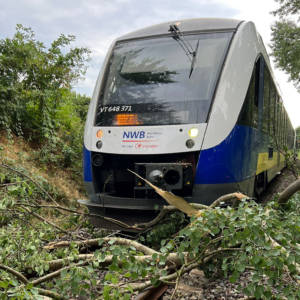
top-left (273, 0), bottom-right (300, 17)
top-left (1, 157), bottom-right (300, 299)
top-left (0, 24), bottom-right (90, 139)
top-left (31, 90), bottom-right (90, 176)
top-left (271, 0), bottom-right (300, 91)
top-left (0, 25), bottom-right (91, 179)
top-left (140, 211), bottom-right (187, 249)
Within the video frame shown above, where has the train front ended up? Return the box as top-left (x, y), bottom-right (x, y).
top-left (81, 21), bottom-right (234, 228)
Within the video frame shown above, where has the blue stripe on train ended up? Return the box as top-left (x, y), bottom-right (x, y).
top-left (83, 146), bottom-right (92, 182)
top-left (195, 125), bottom-right (259, 184)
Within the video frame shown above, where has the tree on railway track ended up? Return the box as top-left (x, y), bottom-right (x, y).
top-left (0, 163), bottom-right (299, 299)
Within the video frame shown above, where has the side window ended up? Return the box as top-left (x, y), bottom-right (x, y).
top-left (284, 110), bottom-right (287, 147)
top-left (238, 60), bottom-right (259, 128)
top-left (269, 82), bottom-right (276, 137)
top-left (275, 96), bottom-right (280, 147)
top-left (278, 101), bottom-right (283, 147)
top-left (281, 103), bottom-right (284, 147)
top-left (263, 66), bottom-right (270, 134)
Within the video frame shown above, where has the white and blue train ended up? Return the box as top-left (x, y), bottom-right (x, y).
top-left (81, 18), bottom-right (295, 227)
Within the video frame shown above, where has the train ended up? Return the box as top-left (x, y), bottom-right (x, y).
top-left (80, 18), bottom-right (296, 228)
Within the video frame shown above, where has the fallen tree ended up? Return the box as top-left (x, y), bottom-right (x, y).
top-left (1, 169), bottom-right (300, 299)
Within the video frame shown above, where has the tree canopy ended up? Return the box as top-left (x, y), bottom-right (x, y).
top-left (271, 0), bottom-right (300, 91)
top-left (0, 24), bottom-right (90, 140)
top-left (0, 25), bottom-right (91, 173)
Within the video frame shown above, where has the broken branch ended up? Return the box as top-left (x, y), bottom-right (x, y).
top-left (0, 263), bottom-right (28, 284)
top-left (44, 237), bottom-right (159, 256)
top-left (22, 206), bottom-right (70, 235)
top-left (209, 192), bottom-right (247, 209)
top-left (128, 169), bottom-right (199, 217)
top-left (20, 203), bottom-right (144, 231)
top-left (277, 178), bottom-right (300, 205)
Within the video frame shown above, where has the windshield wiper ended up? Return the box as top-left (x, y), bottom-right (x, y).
top-left (189, 39), bottom-right (199, 78)
top-left (169, 24), bottom-right (199, 78)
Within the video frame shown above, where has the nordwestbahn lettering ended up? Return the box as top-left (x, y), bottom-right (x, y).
top-left (123, 131), bottom-right (145, 139)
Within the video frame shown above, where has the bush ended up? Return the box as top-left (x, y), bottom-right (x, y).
top-left (0, 25), bottom-right (91, 177)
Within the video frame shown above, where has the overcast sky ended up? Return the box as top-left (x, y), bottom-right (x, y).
top-left (0, 0), bottom-right (299, 127)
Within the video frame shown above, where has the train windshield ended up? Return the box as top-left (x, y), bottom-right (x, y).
top-left (95, 32), bottom-right (232, 126)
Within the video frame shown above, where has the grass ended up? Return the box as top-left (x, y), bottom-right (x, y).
top-left (0, 132), bottom-right (86, 202)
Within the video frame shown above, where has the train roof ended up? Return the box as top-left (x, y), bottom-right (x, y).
top-left (117, 18), bottom-right (244, 41)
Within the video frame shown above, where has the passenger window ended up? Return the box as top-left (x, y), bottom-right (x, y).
top-left (263, 67), bottom-right (270, 134)
top-left (269, 83), bottom-right (275, 136)
top-left (278, 101), bottom-right (283, 147)
top-left (238, 60), bottom-right (259, 128)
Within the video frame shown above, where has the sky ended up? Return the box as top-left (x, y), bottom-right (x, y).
top-left (0, 0), bottom-right (299, 128)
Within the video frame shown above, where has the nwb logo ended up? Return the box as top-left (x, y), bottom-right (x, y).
top-left (123, 131), bottom-right (145, 139)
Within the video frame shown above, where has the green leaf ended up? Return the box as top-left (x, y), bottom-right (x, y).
top-left (229, 271), bottom-right (239, 283)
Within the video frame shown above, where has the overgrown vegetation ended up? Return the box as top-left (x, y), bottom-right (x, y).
top-left (0, 25), bottom-right (90, 178)
top-left (0, 155), bottom-right (299, 299)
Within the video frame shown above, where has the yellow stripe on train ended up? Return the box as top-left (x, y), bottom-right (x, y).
top-left (256, 152), bottom-right (285, 175)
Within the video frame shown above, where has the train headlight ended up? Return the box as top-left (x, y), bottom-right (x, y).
top-left (96, 140), bottom-right (103, 149)
top-left (188, 128), bottom-right (198, 138)
top-left (186, 139), bottom-right (195, 148)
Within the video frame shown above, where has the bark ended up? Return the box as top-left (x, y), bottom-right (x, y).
top-left (0, 264), bottom-right (64, 299)
top-left (209, 192), bottom-right (247, 208)
top-left (137, 203), bottom-right (208, 229)
top-left (122, 248), bottom-right (241, 293)
top-left (35, 288), bottom-right (66, 300)
top-left (134, 284), bottom-right (168, 300)
top-left (0, 263), bottom-right (28, 284)
top-left (31, 261), bottom-right (89, 286)
top-left (44, 237), bottom-right (159, 256)
top-left (46, 252), bottom-right (184, 272)
top-left (277, 178), bottom-right (300, 205)
top-left (46, 254), bottom-right (93, 271)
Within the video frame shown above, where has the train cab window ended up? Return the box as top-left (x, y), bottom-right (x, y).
top-left (95, 32), bottom-right (233, 126)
